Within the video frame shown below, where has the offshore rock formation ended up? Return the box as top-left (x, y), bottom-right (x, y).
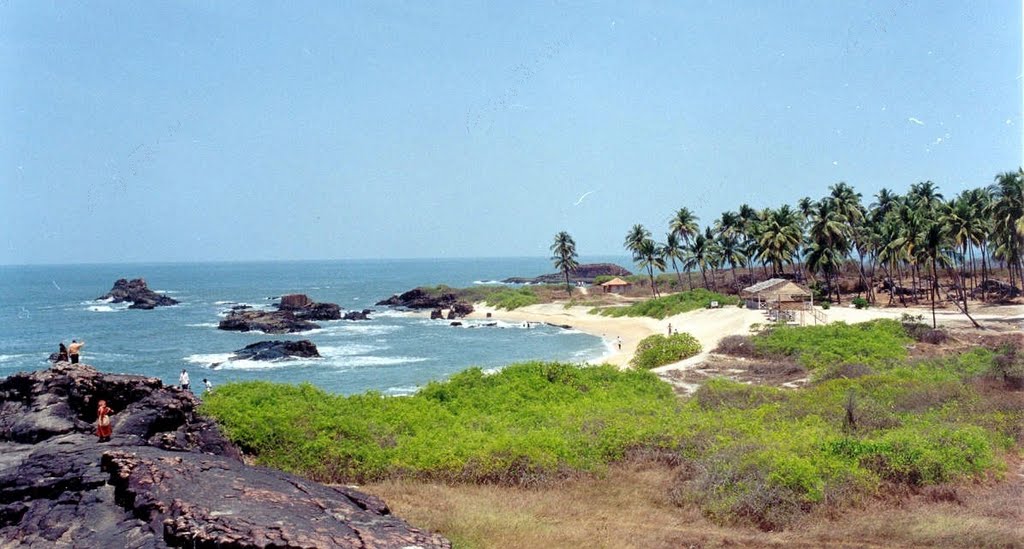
top-left (229, 340), bottom-right (320, 362)
top-left (0, 362), bottom-right (450, 548)
top-left (219, 294), bottom-right (352, 333)
top-left (376, 288), bottom-right (474, 318)
top-left (502, 263), bottom-right (632, 284)
top-left (97, 278), bottom-right (179, 310)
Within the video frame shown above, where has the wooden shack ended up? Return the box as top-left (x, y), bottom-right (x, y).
top-left (600, 277), bottom-right (632, 294)
top-left (741, 278), bottom-right (812, 311)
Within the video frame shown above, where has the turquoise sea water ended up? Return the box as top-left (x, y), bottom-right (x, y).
top-left (0, 258), bottom-right (621, 395)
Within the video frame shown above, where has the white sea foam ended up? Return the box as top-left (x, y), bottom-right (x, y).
top-left (383, 386), bottom-right (420, 396)
top-left (184, 353), bottom-right (233, 366)
top-left (338, 356), bottom-right (428, 367)
top-left (87, 305), bottom-right (117, 313)
top-left (186, 323), bottom-right (220, 328)
top-left (213, 300), bottom-right (234, 305)
top-left (371, 309), bottom-right (416, 319)
top-left (307, 323), bottom-right (403, 337)
top-left (317, 344), bottom-right (386, 357)
top-left (0, 354), bottom-right (31, 363)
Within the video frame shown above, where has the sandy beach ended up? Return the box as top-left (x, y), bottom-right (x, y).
top-left (469, 300), bottom-right (1024, 373)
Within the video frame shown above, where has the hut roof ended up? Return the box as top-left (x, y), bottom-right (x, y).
top-left (741, 278), bottom-right (788, 296)
top-left (744, 280), bottom-right (812, 301)
top-left (601, 277), bottom-right (632, 286)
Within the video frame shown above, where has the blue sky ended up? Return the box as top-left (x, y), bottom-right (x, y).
top-left (2, 1), bottom-right (1021, 265)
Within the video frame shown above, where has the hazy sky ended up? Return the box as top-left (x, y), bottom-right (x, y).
top-left (2, 2), bottom-right (1021, 265)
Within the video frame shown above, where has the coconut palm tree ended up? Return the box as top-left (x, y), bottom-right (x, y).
top-left (683, 227), bottom-right (715, 290)
top-left (716, 234), bottom-right (746, 288)
top-left (550, 231), bottom-right (579, 297)
top-left (659, 232), bottom-right (687, 288)
top-left (624, 224), bottom-right (651, 258)
top-left (669, 208), bottom-right (699, 288)
top-left (634, 238), bottom-right (665, 297)
top-left (755, 206), bottom-right (803, 276)
top-left (991, 170), bottom-right (1024, 289)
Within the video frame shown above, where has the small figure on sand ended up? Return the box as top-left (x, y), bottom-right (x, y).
top-left (203, 378), bottom-right (213, 394)
top-left (68, 340), bottom-right (84, 364)
top-left (616, 336), bottom-right (622, 350)
top-left (96, 399), bottom-right (114, 442)
top-left (667, 323), bottom-right (673, 336)
top-left (180, 369), bottom-right (191, 392)
top-left (57, 343), bottom-right (69, 362)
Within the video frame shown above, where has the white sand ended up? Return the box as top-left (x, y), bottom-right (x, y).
top-left (470, 299), bottom-right (1024, 376)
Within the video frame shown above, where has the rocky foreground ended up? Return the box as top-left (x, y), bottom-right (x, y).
top-left (0, 363), bottom-right (449, 548)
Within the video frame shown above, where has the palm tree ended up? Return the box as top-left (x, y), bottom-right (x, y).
top-left (716, 234), bottom-right (746, 288)
top-left (755, 206), bottom-right (803, 276)
top-left (634, 238), bottom-right (665, 297)
top-left (659, 232), bottom-right (687, 288)
top-left (991, 170), bottom-right (1024, 290)
top-left (807, 199), bottom-right (851, 302)
top-left (921, 221), bottom-right (951, 328)
top-left (550, 231), bottom-right (579, 297)
top-left (683, 227), bottom-right (715, 289)
top-left (624, 224), bottom-right (651, 258)
top-left (669, 208), bottom-right (699, 288)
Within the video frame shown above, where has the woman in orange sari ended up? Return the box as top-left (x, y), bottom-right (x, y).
top-left (96, 400), bottom-right (113, 442)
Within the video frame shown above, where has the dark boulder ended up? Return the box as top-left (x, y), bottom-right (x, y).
top-left (231, 340), bottom-right (320, 362)
top-left (276, 293), bottom-right (342, 321)
top-left (450, 301), bottom-right (474, 318)
top-left (430, 308), bottom-right (444, 320)
top-left (0, 363), bottom-right (450, 548)
top-left (218, 310), bottom-right (320, 334)
top-left (97, 278), bottom-right (179, 309)
top-left (343, 309), bottom-right (373, 321)
top-left (377, 288), bottom-right (459, 310)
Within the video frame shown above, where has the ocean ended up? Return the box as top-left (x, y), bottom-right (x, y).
top-left (0, 258), bottom-right (620, 395)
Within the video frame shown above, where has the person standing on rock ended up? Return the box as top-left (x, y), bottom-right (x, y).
top-left (68, 340), bottom-right (84, 364)
top-left (57, 343), bottom-right (69, 362)
top-left (95, 400), bottom-right (114, 442)
top-left (179, 369), bottom-right (190, 392)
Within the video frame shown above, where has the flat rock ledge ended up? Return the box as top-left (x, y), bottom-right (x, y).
top-left (0, 362), bottom-right (450, 548)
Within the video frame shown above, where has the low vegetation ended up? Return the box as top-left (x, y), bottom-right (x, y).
top-left (752, 319), bottom-right (911, 371)
top-left (203, 330), bottom-right (1023, 534)
top-left (591, 289), bottom-right (739, 319)
top-left (630, 333), bottom-right (702, 369)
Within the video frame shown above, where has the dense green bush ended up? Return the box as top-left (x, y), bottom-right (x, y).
top-left (202, 344), bottom-right (1019, 531)
top-left (483, 287), bottom-right (539, 310)
top-left (753, 319), bottom-right (910, 371)
top-left (631, 333), bottom-right (703, 369)
top-left (851, 297), bottom-right (869, 309)
top-left (592, 289), bottom-right (739, 319)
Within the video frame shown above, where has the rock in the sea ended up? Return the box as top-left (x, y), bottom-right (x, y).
top-left (231, 340), bottom-right (320, 362)
top-left (0, 363), bottom-right (450, 548)
top-left (218, 309), bottom-right (320, 334)
top-left (430, 308), bottom-right (444, 320)
top-left (276, 293), bottom-right (342, 320)
top-left (343, 309), bottom-right (373, 321)
top-left (502, 263), bottom-right (632, 284)
top-left (96, 278), bottom-right (179, 309)
top-left (377, 288), bottom-right (459, 310)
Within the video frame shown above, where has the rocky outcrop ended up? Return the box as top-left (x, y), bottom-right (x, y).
top-left (276, 294), bottom-right (342, 321)
top-left (0, 363), bottom-right (450, 548)
top-left (218, 309), bottom-right (320, 334)
top-left (376, 289), bottom-right (473, 318)
top-left (343, 309), bottom-right (373, 321)
top-left (229, 340), bottom-right (320, 362)
top-left (502, 263), bottom-right (632, 284)
top-left (97, 278), bottom-right (179, 309)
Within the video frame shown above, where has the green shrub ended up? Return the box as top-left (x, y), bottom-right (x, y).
top-left (631, 333), bottom-right (703, 369)
top-left (851, 297), bottom-right (869, 309)
top-left (484, 287), bottom-right (539, 310)
top-left (753, 319), bottom-right (910, 371)
top-left (593, 289), bottom-right (739, 319)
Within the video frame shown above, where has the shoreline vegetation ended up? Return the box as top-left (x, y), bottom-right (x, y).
top-left (201, 172), bottom-right (1024, 546)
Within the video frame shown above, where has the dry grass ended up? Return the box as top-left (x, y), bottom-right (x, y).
top-left (363, 459), bottom-right (1024, 548)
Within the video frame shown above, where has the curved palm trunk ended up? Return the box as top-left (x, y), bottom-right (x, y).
top-left (930, 256), bottom-right (938, 329)
top-left (563, 269), bottom-right (572, 298)
top-left (700, 265), bottom-right (709, 289)
top-left (647, 265), bottom-right (658, 297)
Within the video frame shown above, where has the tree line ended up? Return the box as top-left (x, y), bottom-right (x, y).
top-left (552, 169), bottom-right (1024, 315)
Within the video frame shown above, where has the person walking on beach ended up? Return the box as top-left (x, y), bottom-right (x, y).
top-left (57, 343), bottom-right (69, 362)
top-left (68, 340), bottom-right (84, 364)
top-left (616, 336), bottom-right (622, 350)
top-left (667, 323), bottom-right (673, 336)
top-left (179, 369), bottom-right (190, 392)
top-left (95, 399), bottom-right (114, 442)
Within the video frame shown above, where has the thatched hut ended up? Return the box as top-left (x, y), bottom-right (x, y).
top-left (741, 278), bottom-right (812, 311)
top-left (600, 277), bottom-right (632, 294)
